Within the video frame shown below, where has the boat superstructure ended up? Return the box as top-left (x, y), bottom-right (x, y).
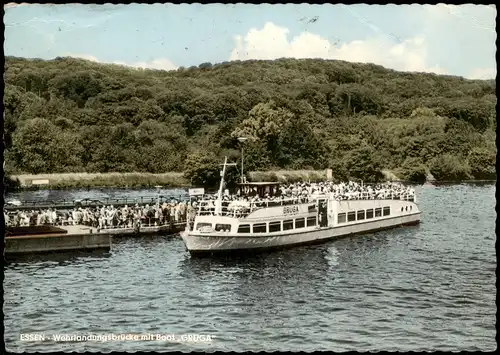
top-left (181, 157), bottom-right (421, 255)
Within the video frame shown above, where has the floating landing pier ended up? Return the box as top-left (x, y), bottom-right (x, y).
top-left (5, 225), bottom-right (112, 258)
top-left (4, 222), bottom-right (187, 259)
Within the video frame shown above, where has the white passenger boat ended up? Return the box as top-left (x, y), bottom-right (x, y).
top-left (180, 157), bottom-right (421, 255)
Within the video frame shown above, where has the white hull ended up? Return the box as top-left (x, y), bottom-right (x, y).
top-left (181, 156), bottom-right (420, 255)
top-left (181, 212), bottom-right (421, 254)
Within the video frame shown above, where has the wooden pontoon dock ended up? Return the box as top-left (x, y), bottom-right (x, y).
top-left (4, 221), bottom-right (187, 259)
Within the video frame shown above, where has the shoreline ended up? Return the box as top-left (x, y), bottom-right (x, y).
top-left (6, 172), bottom-right (190, 190)
top-left (5, 171), bottom-right (496, 192)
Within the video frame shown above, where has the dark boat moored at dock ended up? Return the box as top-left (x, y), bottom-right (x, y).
top-left (4, 225), bottom-right (112, 260)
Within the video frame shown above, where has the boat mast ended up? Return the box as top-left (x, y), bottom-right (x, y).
top-left (215, 156), bottom-right (236, 216)
top-left (217, 156), bottom-right (228, 203)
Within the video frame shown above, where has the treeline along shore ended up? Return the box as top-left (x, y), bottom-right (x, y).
top-left (4, 56), bottom-right (496, 189)
top-left (6, 170), bottom-right (495, 192)
top-left (5, 170), bottom-right (328, 190)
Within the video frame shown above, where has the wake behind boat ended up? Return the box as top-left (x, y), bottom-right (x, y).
top-left (181, 157), bottom-right (421, 255)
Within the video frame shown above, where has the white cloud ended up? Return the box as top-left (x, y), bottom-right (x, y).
top-left (4, 2), bottom-right (29, 8)
top-left (131, 58), bottom-right (177, 71)
top-left (66, 53), bottom-right (177, 71)
top-left (230, 22), bottom-right (450, 75)
top-left (468, 67), bottom-right (497, 80)
top-left (69, 53), bottom-right (100, 62)
top-left (46, 34), bottom-right (55, 45)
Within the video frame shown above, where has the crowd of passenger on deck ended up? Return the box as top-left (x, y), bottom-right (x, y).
top-left (4, 200), bottom-right (197, 229)
top-left (197, 180), bottom-right (415, 216)
top-left (278, 180), bottom-right (415, 201)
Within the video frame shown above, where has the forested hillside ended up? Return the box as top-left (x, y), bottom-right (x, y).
top-left (3, 56), bottom-right (497, 184)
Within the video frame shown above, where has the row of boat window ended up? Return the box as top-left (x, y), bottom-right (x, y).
top-left (236, 217), bottom-right (317, 234)
top-left (337, 206), bottom-right (390, 223)
top-left (196, 217), bottom-right (317, 233)
top-left (197, 205), bottom-right (400, 233)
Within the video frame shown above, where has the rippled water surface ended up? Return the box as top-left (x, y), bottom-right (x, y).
top-left (4, 184), bottom-right (496, 352)
top-left (7, 186), bottom-right (191, 203)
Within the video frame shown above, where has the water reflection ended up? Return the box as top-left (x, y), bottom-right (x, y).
top-left (5, 249), bottom-right (112, 268)
top-left (179, 244), bottom-right (331, 279)
top-left (177, 226), bottom-right (402, 285)
top-left (5, 249), bottom-right (112, 269)
top-left (3, 183), bottom-right (496, 352)
top-left (430, 181), bottom-right (495, 187)
top-left (111, 234), bottom-right (179, 245)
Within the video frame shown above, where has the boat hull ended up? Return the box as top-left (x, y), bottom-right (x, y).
top-left (181, 212), bottom-right (421, 255)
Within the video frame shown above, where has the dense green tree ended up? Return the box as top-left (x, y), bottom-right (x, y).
top-left (329, 83), bottom-right (383, 116)
top-left (182, 152), bottom-right (239, 187)
top-left (10, 118), bottom-right (83, 173)
top-left (467, 147), bottom-right (496, 180)
top-left (397, 157), bottom-right (428, 183)
top-left (240, 140), bottom-right (272, 171)
top-left (3, 56), bottom-right (496, 183)
top-left (328, 159), bottom-right (349, 183)
top-left (429, 154), bottom-right (472, 181)
top-left (48, 70), bottom-right (103, 108)
top-left (295, 85), bottom-right (330, 117)
top-left (133, 99), bottom-right (166, 125)
top-left (198, 62), bottom-right (213, 70)
top-left (231, 101), bottom-right (293, 142)
top-left (344, 144), bottom-right (384, 182)
top-left (274, 118), bottom-right (329, 169)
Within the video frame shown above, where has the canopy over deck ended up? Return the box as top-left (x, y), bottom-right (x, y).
top-left (237, 182), bottom-right (282, 198)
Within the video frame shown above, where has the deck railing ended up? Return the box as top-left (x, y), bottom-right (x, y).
top-left (337, 192), bottom-right (415, 201)
top-left (196, 192), bottom-right (415, 218)
top-left (196, 196), bottom-right (310, 217)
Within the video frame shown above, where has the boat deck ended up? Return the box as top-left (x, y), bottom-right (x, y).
top-left (196, 194), bottom-right (415, 218)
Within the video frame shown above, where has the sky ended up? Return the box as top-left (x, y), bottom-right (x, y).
top-left (4, 3), bottom-right (497, 79)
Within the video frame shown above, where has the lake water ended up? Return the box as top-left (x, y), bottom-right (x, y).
top-left (4, 183), bottom-right (496, 352)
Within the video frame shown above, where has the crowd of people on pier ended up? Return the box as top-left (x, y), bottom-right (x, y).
top-left (5, 180), bottom-right (416, 226)
top-left (4, 200), bottom-right (197, 229)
